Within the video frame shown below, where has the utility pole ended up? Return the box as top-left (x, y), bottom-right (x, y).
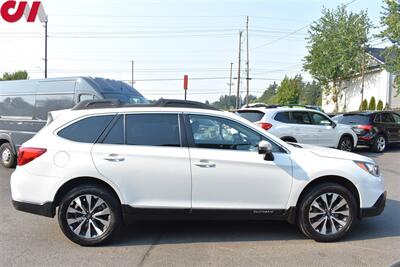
top-left (44, 17), bottom-right (48, 79)
top-left (131, 60), bottom-right (135, 87)
top-left (229, 62), bottom-right (233, 96)
top-left (246, 16), bottom-right (250, 106)
top-left (236, 31), bottom-right (243, 109)
top-left (361, 43), bottom-right (366, 104)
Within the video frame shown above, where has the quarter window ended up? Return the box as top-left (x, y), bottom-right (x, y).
top-left (58, 115), bottom-right (114, 143)
top-left (126, 114), bottom-right (180, 147)
top-left (275, 112), bottom-right (291, 123)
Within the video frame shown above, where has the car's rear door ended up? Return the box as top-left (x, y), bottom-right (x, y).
top-left (388, 112), bottom-right (400, 142)
top-left (309, 111), bottom-right (338, 147)
top-left (380, 112), bottom-right (398, 143)
top-left (289, 111), bottom-right (319, 145)
top-left (91, 113), bottom-right (192, 209)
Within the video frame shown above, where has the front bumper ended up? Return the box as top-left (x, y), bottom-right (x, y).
top-left (360, 191), bottom-right (386, 218)
top-left (12, 200), bottom-right (55, 218)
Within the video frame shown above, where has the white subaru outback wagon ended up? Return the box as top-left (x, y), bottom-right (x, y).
top-left (11, 100), bottom-right (386, 246)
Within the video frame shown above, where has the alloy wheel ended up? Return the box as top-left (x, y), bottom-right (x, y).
top-left (340, 138), bottom-right (352, 152)
top-left (376, 136), bottom-right (386, 152)
top-left (308, 192), bottom-right (350, 235)
top-left (1, 148), bottom-right (11, 165)
top-left (66, 194), bottom-right (111, 239)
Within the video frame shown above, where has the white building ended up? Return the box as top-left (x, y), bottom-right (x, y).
top-left (323, 48), bottom-right (399, 113)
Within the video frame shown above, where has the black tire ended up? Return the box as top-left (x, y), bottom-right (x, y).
top-left (370, 134), bottom-right (386, 153)
top-left (58, 184), bottom-right (122, 246)
top-left (297, 183), bottom-right (357, 242)
top-left (0, 143), bottom-right (16, 168)
top-left (337, 136), bottom-right (353, 152)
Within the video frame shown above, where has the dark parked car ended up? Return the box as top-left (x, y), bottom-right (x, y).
top-left (334, 111), bottom-right (400, 152)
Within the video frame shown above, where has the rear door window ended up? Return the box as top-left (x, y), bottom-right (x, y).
top-left (126, 114), bottom-right (180, 147)
top-left (102, 116), bottom-right (124, 145)
top-left (237, 111), bottom-right (265, 122)
top-left (290, 111), bottom-right (312, 124)
top-left (381, 113), bottom-right (395, 123)
top-left (58, 115), bottom-right (114, 143)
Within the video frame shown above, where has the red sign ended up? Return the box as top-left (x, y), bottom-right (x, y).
top-left (183, 75), bottom-right (188, 90)
top-left (1, 1), bottom-right (46, 23)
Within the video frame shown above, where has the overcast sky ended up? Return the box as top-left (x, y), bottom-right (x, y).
top-left (0, 0), bottom-right (385, 102)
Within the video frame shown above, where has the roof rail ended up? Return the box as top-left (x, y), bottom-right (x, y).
top-left (72, 98), bottom-right (220, 111)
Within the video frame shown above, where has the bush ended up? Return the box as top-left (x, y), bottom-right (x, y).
top-left (368, 97), bottom-right (376, 110)
top-left (361, 99), bottom-right (368, 111)
top-left (377, 100), bottom-right (384, 110)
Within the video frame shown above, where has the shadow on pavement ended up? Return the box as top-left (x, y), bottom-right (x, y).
top-left (109, 198), bottom-right (400, 247)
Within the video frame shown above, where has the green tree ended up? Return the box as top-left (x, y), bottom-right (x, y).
top-left (257, 82), bottom-right (278, 104)
top-left (275, 75), bottom-right (302, 105)
top-left (377, 99), bottom-right (384, 110)
top-left (361, 99), bottom-right (369, 111)
top-left (0, 71), bottom-right (28, 81)
top-left (369, 96), bottom-right (376, 110)
top-left (379, 0), bottom-right (400, 96)
top-left (304, 5), bottom-right (372, 112)
top-left (299, 81), bottom-right (323, 106)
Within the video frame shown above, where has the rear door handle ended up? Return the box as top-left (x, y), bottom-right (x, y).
top-left (103, 154), bottom-right (125, 162)
top-left (194, 160), bottom-right (216, 168)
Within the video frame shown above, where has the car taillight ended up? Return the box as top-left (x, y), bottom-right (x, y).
top-left (257, 122), bottom-right (273, 130)
top-left (17, 147), bottom-right (47, 166)
top-left (356, 125), bottom-right (373, 131)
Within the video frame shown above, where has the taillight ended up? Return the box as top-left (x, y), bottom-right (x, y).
top-left (356, 125), bottom-right (373, 131)
top-left (257, 122), bottom-right (273, 130)
top-left (17, 147), bottom-right (47, 166)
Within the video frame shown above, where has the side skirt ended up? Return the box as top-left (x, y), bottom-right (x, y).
top-left (121, 205), bottom-right (297, 224)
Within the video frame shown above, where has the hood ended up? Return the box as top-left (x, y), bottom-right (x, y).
top-left (291, 143), bottom-right (374, 163)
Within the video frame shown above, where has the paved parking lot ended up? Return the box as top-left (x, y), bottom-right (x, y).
top-left (0, 147), bottom-right (399, 267)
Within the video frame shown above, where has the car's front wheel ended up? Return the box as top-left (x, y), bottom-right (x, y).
top-left (297, 183), bottom-right (356, 242)
top-left (58, 184), bottom-right (122, 246)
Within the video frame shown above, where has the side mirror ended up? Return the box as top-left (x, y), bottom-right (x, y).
top-left (332, 122), bottom-right (337, 128)
top-left (258, 140), bottom-right (274, 161)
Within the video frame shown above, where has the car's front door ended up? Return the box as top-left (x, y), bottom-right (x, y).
top-left (380, 112), bottom-right (398, 143)
top-left (91, 113), bottom-right (191, 209)
top-left (186, 114), bottom-right (293, 210)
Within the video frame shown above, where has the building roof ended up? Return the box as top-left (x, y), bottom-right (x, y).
top-left (367, 47), bottom-right (386, 64)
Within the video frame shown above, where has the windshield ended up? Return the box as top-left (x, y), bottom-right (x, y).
top-left (102, 93), bottom-right (148, 104)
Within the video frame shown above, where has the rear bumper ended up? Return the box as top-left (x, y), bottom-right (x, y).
top-left (12, 200), bottom-right (54, 218)
top-left (360, 191), bottom-right (386, 218)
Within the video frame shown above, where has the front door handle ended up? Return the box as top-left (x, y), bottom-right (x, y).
top-left (103, 154), bottom-right (125, 162)
top-left (194, 160), bottom-right (216, 168)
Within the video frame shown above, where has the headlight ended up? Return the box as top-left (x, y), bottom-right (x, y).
top-left (355, 161), bottom-right (380, 177)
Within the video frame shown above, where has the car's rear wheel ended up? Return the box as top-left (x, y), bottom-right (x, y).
top-left (58, 184), bottom-right (121, 246)
top-left (297, 183), bottom-right (356, 242)
top-left (371, 134), bottom-right (386, 153)
top-left (0, 143), bottom-right (16, 168)
top-left (338, 136), bottom-right (353, 152)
